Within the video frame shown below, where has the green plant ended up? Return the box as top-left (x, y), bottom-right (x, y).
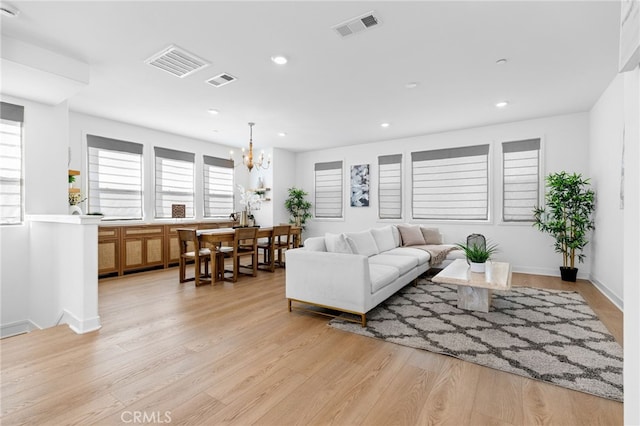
top-left (68, 175), bottom-right (76, 184)
top-left (284, 187), bottom-right (312, 228)
top-left (533, 171), bottom-right (595, 269)
top-left (455, 241), bottom-right (499, 263)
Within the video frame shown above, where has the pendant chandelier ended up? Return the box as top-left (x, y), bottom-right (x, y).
top-left (235, 122), bottom-right (270, 172)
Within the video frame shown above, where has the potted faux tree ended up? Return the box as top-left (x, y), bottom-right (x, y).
top-left (533, 172), bottom-right (595, 282)
top-left (455, 241), bottom-right (499, 273)
top-left (284, 187), bottom-right (312, 229)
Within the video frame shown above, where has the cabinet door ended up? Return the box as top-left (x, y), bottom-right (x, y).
top-left (98, 240), bottom-right (119, 275)
top-left (145, 236), bottom-right (164, 266)
top-left (123, 238), bottom-right (144, 269)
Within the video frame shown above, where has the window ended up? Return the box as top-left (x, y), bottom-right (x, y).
top-left (154, 147), bottom-right (195, 218)
top-left (378, 154), bottom-right (402, 219)
top-left (502, 138), bottom-right (541, 222)
top-left (87, 135), bottom-right (143, 220)
top-left (412, 145), bottom-right (490, 220)
top-left (0, 102), bottom-right (24, 225)
top-left (314, 161), bottom-right (343, 218)
top-left (203, 155), bottom-right (234, 218)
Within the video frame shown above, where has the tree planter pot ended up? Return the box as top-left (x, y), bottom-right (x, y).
top-left (560, 266), bottom-right (578, 282)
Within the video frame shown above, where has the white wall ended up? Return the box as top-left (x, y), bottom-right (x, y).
top-left (0, 95), bottom-right (69, 337)
top-left (295, 112), bottom-right (591, 278)
top-left (69, 112), bottom-right (248, 222)
top-left (588, 75), bottom-right (625, 307)
top-left (272, 148), bottom-right (297, 226)
top-left (622, 66), bottom-right (640, 426)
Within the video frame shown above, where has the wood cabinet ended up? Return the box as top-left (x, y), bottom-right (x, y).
top-left (98, 221), bottom-right (235, 277)
top-left (122, 225), bottom-right (165, 272)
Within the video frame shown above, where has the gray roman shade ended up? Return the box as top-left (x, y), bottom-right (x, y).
top-left (502, 138), bottom-right (541, 222)
top-left (203, 155), bottom-right (234, 218)
top-left (0, 102), bottom-right (25, 224)
top-left (411, 145), bottom-right (490, 220)
top-left (87, 134), bottom-right (144, 220)
top-left (154, 146), bottom-right (195, 218)
top-left (315, 161), bottom-right (343, 218)
top-left (378, 154), bottom-right (402, 219)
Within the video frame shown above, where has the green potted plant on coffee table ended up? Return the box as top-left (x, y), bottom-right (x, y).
top-left (533, 171), bottom-right (595, 282)
top-left (455, 241), bottom-right (499, 273)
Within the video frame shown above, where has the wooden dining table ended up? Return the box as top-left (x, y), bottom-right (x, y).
top-left (197, 226), bottom-right (301, 283)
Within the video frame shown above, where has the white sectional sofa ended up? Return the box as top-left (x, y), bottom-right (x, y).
top-left (285, 224), bottom-right (464, 326)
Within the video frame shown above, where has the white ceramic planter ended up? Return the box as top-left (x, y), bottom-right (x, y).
top-left (469, 261), bottom-right (486, 273)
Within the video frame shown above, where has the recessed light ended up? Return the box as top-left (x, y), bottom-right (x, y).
top-left (405, 82), bottom-right (419, 89)
top-left (495, 101), bottom-right (509, 108)
top-left (271, 55), bottom-right (288, 65)
top-left (496, 58), bottom-right (508, 65)
top-left (381, 122), bottom-right (390, 128)
top-left (212, 129), bottom-right (219, 133)
top-left (208, 109), bottom-right (219, 115)
top-left (278, 132), bottom-right (287, 137)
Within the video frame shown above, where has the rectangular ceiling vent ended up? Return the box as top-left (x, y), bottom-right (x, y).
top-left (206, 73), bottom-right (237, 88)
top-left (145, 45), bottom-right (209, 78)
top-left (333, 11), bottom-right (381, 38)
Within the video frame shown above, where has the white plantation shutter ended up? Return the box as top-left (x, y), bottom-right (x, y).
top-left (154, 147), bottom-right (195, 218)
top-left (412, 145), bottom-right (490, 220)
top-left (378, 154), bottom-right (402, 219)
top-left (315, 161), bottom-right (343, 218)
top-left (502, 138), bottom-right (541, 222)
top-left (203, 155), bottom-right (234, 218)
top-left (87, 135), bottom-right (144, 220)
top-left (0, 102), bottom-right (24, 225)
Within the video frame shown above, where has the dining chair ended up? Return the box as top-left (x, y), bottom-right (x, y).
top-left (220, 227), bottom-right (259, 282)
top-left (177, 228), bottom-right (211, 286)
top-left (258, 224), bottom-right (291, 272)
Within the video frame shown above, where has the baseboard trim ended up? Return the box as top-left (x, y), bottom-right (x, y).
top-left (0, 319), bottom-right (38, 339)
top-left (511, 265), bottom-right (590, 280)
top-left (589, 277), bottom-right (623, 310)
top-left (61, 310), bottom-right (102, 334)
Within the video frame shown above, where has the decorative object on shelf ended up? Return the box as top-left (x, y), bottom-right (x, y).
top-left (171, 204), bottom-right (186, 218)
top-left (257, 176), bottom-right (265, 189)
top-left (350, 164), bottom-right (370, 207)
top-left (230, 122), bottom-right (271, 172)
top-left (68, 169), bottom-right (80, 192)
top-left (533, 172), bottom-right (595, 282)
top-left (284, 187), bottom-right (312, 229)
top-left (237, 184), bottom-right (261, 227)
top-left (68, 192), bottom-right (87, 215)
top-left (455, 238), bottom-right (499, 274)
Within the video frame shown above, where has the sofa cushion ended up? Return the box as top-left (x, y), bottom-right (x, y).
top-left (385, 247), bottom-right (431, 265)
top-left (369, 254), bottom-right (417, 275)
top-left (344, 230), bottom-right (379, 257)
top-left (369, 264), bottom-right (400, 293)
top-left (391, 226), bottom-right (401, 247)
top-left (325, 233), bottom-right (353, 254)
top-left (397, 224), bottom-right (426, 246)
top-left (304, 236), bottom-right (327, 252)
top-left (370, 226), bottom-right (396, 253)
top-left (420, 227), bottom-right (443, 245)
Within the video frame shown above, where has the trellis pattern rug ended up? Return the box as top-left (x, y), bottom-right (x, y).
top-left (329, 280), bottom-right (623, 401)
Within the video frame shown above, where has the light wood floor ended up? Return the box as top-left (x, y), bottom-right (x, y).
top-left (1, 266), bottom-right (623, 425)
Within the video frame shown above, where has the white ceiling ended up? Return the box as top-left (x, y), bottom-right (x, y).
top-left (0, 1), bottom-right (621, 153)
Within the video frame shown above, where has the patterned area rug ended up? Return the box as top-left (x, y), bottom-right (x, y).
top-left (329, 279), bottom-right (623, 401)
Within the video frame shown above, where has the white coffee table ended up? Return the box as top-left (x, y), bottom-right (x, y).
top-left (431, 259), bottom-right (512, 312)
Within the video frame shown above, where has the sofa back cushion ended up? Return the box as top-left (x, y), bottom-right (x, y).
top-left (397, 223), bottom-right (426, 246)
top-left (370, 226), bottom-right (397, 253)
top-left (344, 230), bottom-right (379, 257)
top-left (325, 233), bottom-right (353, 254)
top-left (304, 236), bottom-right (327, 252)
top-left (420, 227), bottom-right (443, 245)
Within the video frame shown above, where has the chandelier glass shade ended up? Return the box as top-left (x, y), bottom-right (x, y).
top-left (233, 122), bottom-right (270, 172)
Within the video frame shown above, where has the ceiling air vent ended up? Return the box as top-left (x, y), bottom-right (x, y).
top-left (206, 73), bottom-right (237, 88)
top-left (333, 11), bottom-right (381, 38)
top-left (145, 45), bottom-right (209, 78)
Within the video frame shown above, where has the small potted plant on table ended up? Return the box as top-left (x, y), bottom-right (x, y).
top-left (456, 240), bottom-right (499, 273)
